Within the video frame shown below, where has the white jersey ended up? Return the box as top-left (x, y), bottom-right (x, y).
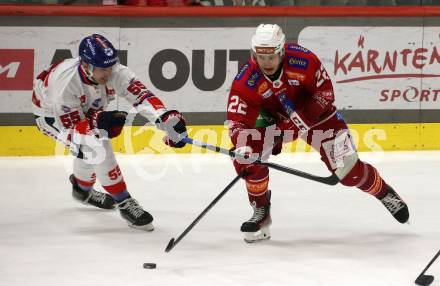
top-left (32, 57), bottom-right (167, 130)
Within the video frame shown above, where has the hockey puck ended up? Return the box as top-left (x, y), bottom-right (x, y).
top-left (143, 263), bottom-right (156, 269)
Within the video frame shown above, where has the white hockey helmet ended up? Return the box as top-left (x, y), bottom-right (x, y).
top-left (251, 24), bottom-right (286, 55)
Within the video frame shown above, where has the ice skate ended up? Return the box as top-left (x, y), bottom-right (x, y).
top-left (118, 198), bottom-right (154, 231)
top-left (70, 174), bottom-right (116, 210)
top-left (241, 202), bottom-right (272, 243)
top-left (380, 186), bottom-right (409, 223)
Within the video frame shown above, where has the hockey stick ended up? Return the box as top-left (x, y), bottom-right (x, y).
top-left (165, 171), bottom-right (245, 253)
top-left (415, 249), bottom-right (440, 286)
top-left (181, 137), bottom-right (339, 186)
top-left (165, 136), bottom-right (280, 252)
top-left (164, 136), bottom-right (338, 252)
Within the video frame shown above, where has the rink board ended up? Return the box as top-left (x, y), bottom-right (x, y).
top-left (2, 123), bottom-right (440, 156)
top-left (0, 7), bottom-right (439, 155)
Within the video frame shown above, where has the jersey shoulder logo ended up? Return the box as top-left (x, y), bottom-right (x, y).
top-left (246, 70), bottom-right (261, 89)
top-left (287, 56), bottom-right (309, 70)
top-left (235, 63), bottom-right (250, 80)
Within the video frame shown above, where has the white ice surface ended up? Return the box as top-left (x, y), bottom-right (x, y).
top-left (1, 152), bottom-right (439, 286)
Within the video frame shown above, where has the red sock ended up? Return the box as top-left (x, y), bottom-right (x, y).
top-left (75, 174), bottom-right (96, 191)
top-left (340, 160), bottom-right (388, 199)
top-left (246, 175), bottom-right (270, 208)
top-left (102, 180), bottom-right (127, 196)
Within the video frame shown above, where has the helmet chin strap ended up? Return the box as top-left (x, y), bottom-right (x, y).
top-left (81, 62), bottom-right (98, 84)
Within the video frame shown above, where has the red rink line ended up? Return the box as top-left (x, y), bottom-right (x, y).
top-left (0, 5), bottom-right (440, 17)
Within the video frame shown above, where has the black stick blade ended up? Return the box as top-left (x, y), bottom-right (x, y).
top-left (415, 275), bottom-right (434, 286)
top-left (165, 238), bottom-right (175, 253)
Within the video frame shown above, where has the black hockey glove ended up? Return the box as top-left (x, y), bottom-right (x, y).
top-left (93, 110), bottom-right (128, 138)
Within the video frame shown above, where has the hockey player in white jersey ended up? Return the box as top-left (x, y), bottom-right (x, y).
top-left (32, 34), bottom-right (187, 230)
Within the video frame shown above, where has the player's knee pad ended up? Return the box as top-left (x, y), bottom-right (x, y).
top-left (232, 147), bottom-right (268, 180)
top-left (321, 130), bottom-right (358, 180)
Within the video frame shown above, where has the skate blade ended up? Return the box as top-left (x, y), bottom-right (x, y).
top-left (243, 227), bottom-right (271, 243)
top-left (128, 223), bottom-right (154, 231)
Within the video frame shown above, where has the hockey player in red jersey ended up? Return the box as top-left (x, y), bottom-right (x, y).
top-left (32, 34), bottom-right (187, 230)
top-left (227, 24), bottom-right (409, 242)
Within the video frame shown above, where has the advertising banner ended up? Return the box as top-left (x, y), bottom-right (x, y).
top-left (299, 27), bottom-right (440, 110)
top-left (0, 49), bottom-right (34, 91)
top-left (1, 26), bottom-right (439, 114)
top-left (0, 27), bottom-right (254, 113)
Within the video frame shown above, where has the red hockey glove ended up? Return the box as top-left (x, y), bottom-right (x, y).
top-left (156, 110), bottom-right (187, 148)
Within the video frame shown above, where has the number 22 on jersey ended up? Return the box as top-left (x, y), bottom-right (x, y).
top-left (228, 95), bottom-right (247, 115)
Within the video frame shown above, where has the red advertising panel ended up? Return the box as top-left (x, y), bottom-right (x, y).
top-left (0, 49), bottom-right (34, 90)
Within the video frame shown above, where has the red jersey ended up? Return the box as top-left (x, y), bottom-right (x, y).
top-left (227, 43), bottom-right (337, 146)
